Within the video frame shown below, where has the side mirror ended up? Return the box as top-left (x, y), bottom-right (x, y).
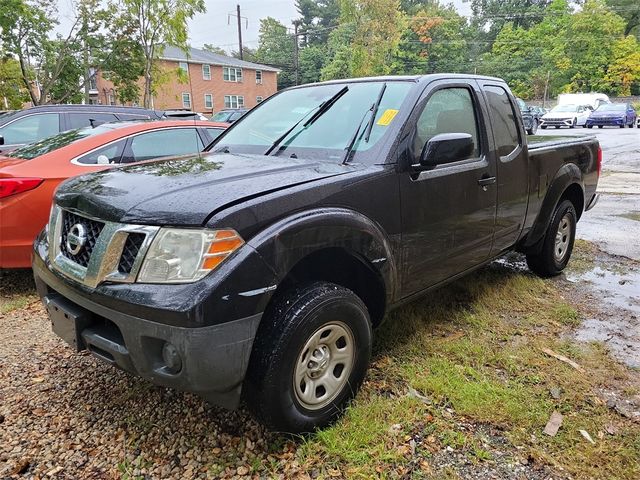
top-left (417, 133), bottom-right (474, 169)
top-left (0, 135), bottom-right (4, 146)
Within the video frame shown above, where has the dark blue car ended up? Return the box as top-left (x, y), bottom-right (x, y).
top-left (586, 103), bottom-right (637, 128)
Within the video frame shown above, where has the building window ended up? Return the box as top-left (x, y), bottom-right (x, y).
top-left (202, 64), bottom-right (211, 80)
top-left (255, 70), bottom-right (262, 84)
top-left (204, 94), bottom-right (213, 109)
top-left (179, 61), bottom-right (189, 74)
top-left (182, 92), bottom-right (191, 109)
top-left (224, 95), bottom-right (244, 109)
top-left (256, 96), bottom-right (263, 104)
top-left (223, 66), bottom-right (243, 82)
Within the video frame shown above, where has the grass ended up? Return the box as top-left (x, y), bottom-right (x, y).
top-left (295, 260), bottom-right (640, 479)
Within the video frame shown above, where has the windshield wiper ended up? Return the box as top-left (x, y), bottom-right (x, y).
top-left (264, 85), bottom-right (349, 156)
top-left (342, 83), bottom-right (387, 164)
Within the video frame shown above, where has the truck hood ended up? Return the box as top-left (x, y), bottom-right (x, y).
top-left (55, 152), bottom-right (355, 225)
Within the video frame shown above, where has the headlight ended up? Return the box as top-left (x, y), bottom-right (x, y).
top-left (137, 228), bottom-right (244, 283)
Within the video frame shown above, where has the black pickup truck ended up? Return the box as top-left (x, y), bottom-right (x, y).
top-left (33, 75), bottom-right (600, 433)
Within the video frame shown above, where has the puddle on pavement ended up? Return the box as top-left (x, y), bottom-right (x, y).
top-left (494, 251), bottom-right (640, 369)
top-left (565, 265), bottom-right (640, 368)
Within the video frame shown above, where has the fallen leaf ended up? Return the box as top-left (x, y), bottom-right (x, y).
top-left (579, 429), bottom-right (595, 444)
top-left (408, 386), bottom-right (432, 404)
top-left (543, 411), bottom-right (563, 436)
top-left (541, 348), bottom-right (585, 373)
top-left (605, 423), bottom-right (618, 435)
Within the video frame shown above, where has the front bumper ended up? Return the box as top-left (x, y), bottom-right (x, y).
top-left (540, 117), bottom-right (575, 127)
top-left (585, 117), bottom-right (625, 127)
top-left (32, 232), bottom-right (274, 409)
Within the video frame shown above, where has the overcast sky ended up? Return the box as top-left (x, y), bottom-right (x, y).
top-left (57, 0), bottom-right (472, 53)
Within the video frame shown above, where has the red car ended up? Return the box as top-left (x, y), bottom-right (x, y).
top-left (0, 120), bottom-right (226, 268)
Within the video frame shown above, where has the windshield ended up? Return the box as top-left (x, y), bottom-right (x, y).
top-left (211, 111), bottom-right (232, 122)
top-left (596, 104), bottom-right (626, 112)
top-left (552, 105), bottom-right (579, 113)
top-left (516, 98), bottom-right (527, 111)
top-left (8, 124), bottom-right (124, 160)
top-left (211, 81), bottom-right (413, 161)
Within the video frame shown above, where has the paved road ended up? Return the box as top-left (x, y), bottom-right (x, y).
top-left (535, 126), bottom-right (640, 260)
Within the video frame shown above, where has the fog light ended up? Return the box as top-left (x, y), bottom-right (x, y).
top-left (162, 342), bottom-right (182, 374)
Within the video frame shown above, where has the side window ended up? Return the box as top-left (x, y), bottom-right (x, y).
top-left (128, 128), bottom-right (204, 163)
top-left (414, 87), bottom-right (480, 160)
top-left (68, 113), bottom-right (118, 130)
top-left (206, 128), bottom-right (224, 141)
top-left (484, 86), bottom-right (521, 157)
top-left (0, 113), bottom-right (60, 144)
top-left (76, 139), bottom-right (126, 165)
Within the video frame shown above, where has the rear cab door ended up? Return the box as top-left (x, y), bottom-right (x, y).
top-left (477, 81), bottom-right (530, 254)
top-left (397, 77), bottom-right (498, 297)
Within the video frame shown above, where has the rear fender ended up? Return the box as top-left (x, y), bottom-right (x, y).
top-left (521, 163), bottom-right (584, 252)
top-left (247, 208), bottom-right (398, 308)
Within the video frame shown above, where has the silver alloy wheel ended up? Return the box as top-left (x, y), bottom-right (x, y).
top-left (554, 213), bottom-right (572, 262)
top-left (293, 321), bottom-right (355, 411)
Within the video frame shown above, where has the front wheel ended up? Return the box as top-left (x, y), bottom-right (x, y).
top-left (244, 282), bottom-right (372, 433)
top-left (526, 199), bottom-right (577, 277)
top-left (527, 120), bottom-right (538, 135)
top-left (569, 118), bottom-right (577, 129)
top-left (541, 125), bottom-right (547, 129)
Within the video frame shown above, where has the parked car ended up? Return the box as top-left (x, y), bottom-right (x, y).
top-left (516, 98), bottom-right (541, 135)
top-left (540, 104), bottom-right (591, 129)
top-left (0, 105), bottom-right (164, 155)
top-left (585, 102), bottom-right (637, 129)
top-left (530, 106), bottom-right (548, 116)
top-left (162, 110), bottom-right (209, 121)
top-left (33, 74), bottom-right (600, 433)
top-left (210, 108), bottom-right (248, 124)
top-left (0, 120), bottom-right (227, 268)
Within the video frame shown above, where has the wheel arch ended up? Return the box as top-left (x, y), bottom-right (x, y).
top-left (247, 208), bottom-right (397, 327)
top-left (520, 164), bottom-right (585, 253)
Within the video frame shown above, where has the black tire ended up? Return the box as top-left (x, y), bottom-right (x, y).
top-left (526, 199), bottom-right (577, 278)
top-left (598, 125), bottom-right (603, 129)
top-left (527, 120), bottom-right (538, 135)
top-left (620, 124), bottom-right (625, 129)
top-left (555, 126), bottom-right (560, 129)
top-left (541, 125), bottom-right (547, 129)
top-left (569, 118), bottom-right (576, 129)
top-left (587, 125), bottom-right (593, 128)
top-left (244, 281), bottom-right (372, 433)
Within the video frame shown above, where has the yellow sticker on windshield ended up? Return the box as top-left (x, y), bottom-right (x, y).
top-left (377, 109), bottom-right (399, 126)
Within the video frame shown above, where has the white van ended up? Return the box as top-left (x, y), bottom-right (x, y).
top-left (557, 93), bottom-right (610, 110)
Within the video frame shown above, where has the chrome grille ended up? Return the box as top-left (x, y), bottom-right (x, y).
top-left (48, 206), bottom-right (159, 288)
top-left (60, 211), bottom-right (105, 267)
top-left (118, 233), bottom-right (146, 274)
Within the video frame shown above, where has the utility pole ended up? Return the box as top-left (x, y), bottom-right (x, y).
top-left (236, 5), bottom-right (243, 60)
top-left (292, 20), bottom-right (302, 86)
top-left (228, 5), bottom-right (248, 60)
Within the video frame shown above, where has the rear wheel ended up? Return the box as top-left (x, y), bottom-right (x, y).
top-left (526, 199), bottom-right (577, 277)
top-left (244, 282), bottom-right (372, 433)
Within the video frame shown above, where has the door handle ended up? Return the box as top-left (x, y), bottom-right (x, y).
top-left (477, 176), bottom-right (496, 187)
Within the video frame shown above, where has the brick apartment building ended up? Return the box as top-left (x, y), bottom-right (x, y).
top-left (90, 46), bottom-right (280, 113)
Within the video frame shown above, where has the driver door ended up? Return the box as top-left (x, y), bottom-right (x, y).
top-left (398, 80), bottom-right (497, 297)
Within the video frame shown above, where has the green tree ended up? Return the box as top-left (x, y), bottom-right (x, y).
top-left (605, 0), bottom-right (640, 38)
top-left (254, 17), bottom-right (296, 88)
top-left (565, 0), bottom-right (626, 92)
top-left (393, 1), bottom-right (468, 75)
top-left (299, 44), bottom-right (327, 83)
top-left (323, 0), bottom-right (404, 78)
top-left (604, 35), bottom-right (640, 95)
top-left (0, 56), bottom-right (29, 108)
top-left (114, 0), bottom-right (206, 108)
top-left (295, 0), bottom-right (340, 45)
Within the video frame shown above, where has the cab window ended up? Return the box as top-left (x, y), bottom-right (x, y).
top-left (414, 87), bottom-right (480, 161)
top-left (0, 113), bottom-right (60, 145)
top-left (76, 139), bottom-right (126, 165)
top-left (484, 86), bottom-right (521, 157)
top-left (127, 128), bottom-right (204, 163)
